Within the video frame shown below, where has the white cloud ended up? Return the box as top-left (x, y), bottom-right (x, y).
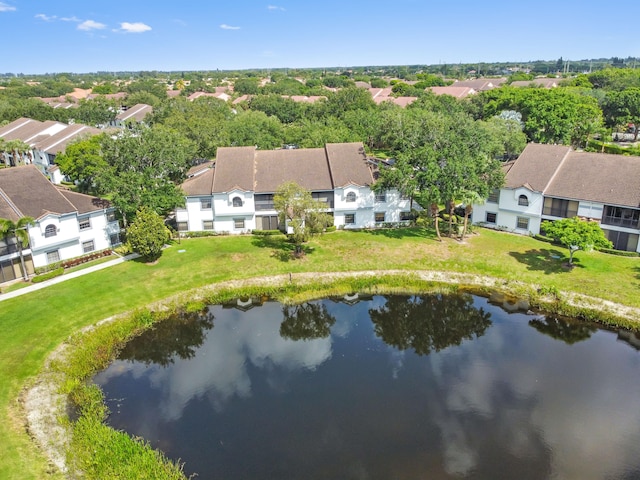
top-left (78, 20), bottom-right (106, 31)
top-left (118, 22), bottom-right (151, 33)
top-left (35, 13), bottom-right (56, 21)
top-left (0, 2), bottom-right (15, 12)
top-left (220, 23), bottom-right (240, 30)
top-left (60, 16), bottom-right (81, 22)
top-left (267, 5), bottom-right (286, 11)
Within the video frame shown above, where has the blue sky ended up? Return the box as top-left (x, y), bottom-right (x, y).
top-left (2, 0), bottom-right (637, 74)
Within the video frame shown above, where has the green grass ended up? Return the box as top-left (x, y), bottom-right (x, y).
top-left (0, 228), bottom-right (639, 479)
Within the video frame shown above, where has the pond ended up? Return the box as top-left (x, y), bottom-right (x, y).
top-left (94, 293), bottom-right (640, 479)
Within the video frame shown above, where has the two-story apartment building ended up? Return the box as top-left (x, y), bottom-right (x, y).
top-left (175, 143), bottom-right (415, 234)
top-left (0, 165), bottom-right (121, 283)
top-left (472, 143), bottom-right (640, 252)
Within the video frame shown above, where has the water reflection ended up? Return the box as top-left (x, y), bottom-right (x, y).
top-left (369, 293), bottom-right (492, 355)
top-left (94, 294), bottom-right (640, 480)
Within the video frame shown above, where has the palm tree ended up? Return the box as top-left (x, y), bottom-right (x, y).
top-left (0, 216), bottom-right (35, 280)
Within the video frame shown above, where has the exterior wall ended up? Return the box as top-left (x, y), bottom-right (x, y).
top-left (472, 187), bottom-right (543, 234)
top-left (178, 187), bottom-right (416, 234)
top-left (29, 210), bottom-right (120, 268)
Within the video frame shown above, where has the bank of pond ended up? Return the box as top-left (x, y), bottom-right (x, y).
top-left (49, 280), bottom-right (640, 480)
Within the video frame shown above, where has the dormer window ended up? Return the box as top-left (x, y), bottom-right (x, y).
top-left (232, 196), bottom-right (243, 207)
top-left (346, 192), bottom-right (356, 203)
top-left (518, 194), bottom-right (529, 207)
top-left (44, 224), bottom-right (57, 238)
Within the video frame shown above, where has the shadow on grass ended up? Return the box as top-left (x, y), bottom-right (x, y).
top-left (361, 227), bottom-right (438, 240)
top-left (509, 248), bottom-right (584, 274)
top-left (251, 235), bottom-right (313, 262)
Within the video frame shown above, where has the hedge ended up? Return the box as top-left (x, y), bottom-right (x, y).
top-left (31, 267), bottom-right (64, 283)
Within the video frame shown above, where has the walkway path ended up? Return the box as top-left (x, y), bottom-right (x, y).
top-left (0, 253), bottom-right (140, 302)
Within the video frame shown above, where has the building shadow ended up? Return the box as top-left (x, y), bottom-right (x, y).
top-left (509, 248), bottom-right (583, 274)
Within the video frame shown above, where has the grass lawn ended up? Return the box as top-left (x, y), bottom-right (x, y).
top-left (1, 228), bottom-right (638, 479)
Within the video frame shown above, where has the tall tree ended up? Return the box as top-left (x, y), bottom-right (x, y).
top-left (55, 135), bottom-right (107, 193)
top-left (126, 206), bottom-right (170, 262)
top-left (0, 216), bottom-right (35, 280)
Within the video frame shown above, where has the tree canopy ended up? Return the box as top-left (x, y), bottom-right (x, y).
top-left (541, 217), bottom-right (613, 265)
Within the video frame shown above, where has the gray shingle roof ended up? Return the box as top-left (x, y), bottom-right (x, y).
top-left (0, 165), bottom-right (108, 220)
top-left (196, 143), bottom-right (372, 195)
top-left (505, 144), bottom-right (571, 192)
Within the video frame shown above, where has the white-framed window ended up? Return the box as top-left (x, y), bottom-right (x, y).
top-left (375, 212), bottom-right (385, 223)
top-left (203, 220), bottom-right (214, 230)
top-left (232, 196), bottom-right (243, 207)
top-left (518, 194), bottom-right (529, 207)
top-left (346, 192), bottom-right (356, 203)
top-left (44, 224), bottom-right (57, 238)
top-left (78, 217), bottom-right (91, 230)
top-left (234, 218), bottom-right (245, 229)
top-left (488, 189), bottom-right (500, 203)
top-left (400, 211), bottom-right (413, 221)
top-left (344, 213), bottom-right (355, 225)
top-left (82, 240), bottom-right (95, 253)
top-left (200, 198), bottom-right (212, 210)
top-left (516, 216), bottom-right (529, 230)
top-left (375, 192), bottom-right (386, 203)
top-left (46, 250), bottom-right (60, 264)
top-left (486, 212), bottom-right (497, 224)
top-left (106, 211), bottom-right (117, 223)
top-left (177, 222), bottom-right (188, 232)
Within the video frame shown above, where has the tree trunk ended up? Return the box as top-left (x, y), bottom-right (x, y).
top-left (17, 238), bottom-right (28, 281)
top-left (431, 203), bottom-right (441, 241)
top-left (448, 201), bottom-right (455, 237)
top-left (462, 204), bottom-right (472, 239)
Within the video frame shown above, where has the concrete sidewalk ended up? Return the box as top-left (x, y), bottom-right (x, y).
top-left (0, 253), bottom-right (140, 302)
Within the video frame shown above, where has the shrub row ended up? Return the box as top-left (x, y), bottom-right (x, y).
top-left (180, 231), bottom-right (229, 238)
top-left (31, 267), bottom-right (64, 283)
top-left (62, 249), bottom-right (113, 269)
top-left (586, 139), bottom-right (640, 156)
top-left (252, 229), bottom-right (283, 236)
top-left (596, 247), bottom-right (640, 257)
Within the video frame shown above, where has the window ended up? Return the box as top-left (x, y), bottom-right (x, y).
top-left (543, 197), bottom-right (578, 218)
top-left (234, 218), bottom-right (245, 229)
top-left (82, 240), bottom-right (95, 253)
top-left (177, 222), bottom-right (188, 232)
top-left (400, 211), bottom-right (413, 221)
top-left (78, 217), bottom-right (91, 230)
top-left (203, 220), bottom-right (214, 230)
top-left (602, 206), bottom-right (640, 229)
top-left (375, 212), bottom-right (385, 223)
top-left (346, 192), bottom-right (356, 203)
top-left (46, 250), bottom-right (60, 264)
top-left (518, 195), bottom-right (529, 207)
top-left (486, 212), bottom-right (497, 224)
top-left (106, 211), bottom-right (117, 222)
top-left (344, 214), bottom-right (355, 225)
top-left (44, 224), bottom-right (57, 238)
top-left (255, 194), bottom-right (275, 211)
top-left (516, 216), bottom-right (529, 230)
top-left (232, 196), bottom-right (243, 207)
top-left (200, 198), bottom-right (212, 210)
top-left (487, 189), bottom-right (500, 203)
top-left (375, 192), bottom-right (386, 203)
top-left (109, 233), bottom-right (121, 246)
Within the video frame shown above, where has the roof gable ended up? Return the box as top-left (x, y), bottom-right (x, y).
top-left (505, 144), bottom-right (571, 192)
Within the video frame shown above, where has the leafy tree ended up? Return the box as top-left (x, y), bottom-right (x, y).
top-left (72, 97), bottom-right (118, 127)
top-left (369, 294), bottom-right (492, 355)
top-left (226, 110), bottom-right (284, 149)
top-left (55, 135), bottom-right (107, 193)
top-left (274, 182), bottom-right (332, 256)
top-left (97, 124), bottom-right (195, 226)
top-left (0, 216), bottom-right (35, 280)
top-left (541, 217), bottom-right (612, 266)
top-left (233, 77), bottom-right (260, 95)
top-left (602, 88), bottom-right (640, 139)
top-left (91, 83), bottom-right (117, 95)
top-left (0, 138), bottom-right (32, 166)
top-left (279, 302), bottom-right (336, 340)
top-left (126, 206), bottom-right (170, 262)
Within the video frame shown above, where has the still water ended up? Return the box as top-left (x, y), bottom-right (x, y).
top-left (94, 294), bottom-right (640, 479)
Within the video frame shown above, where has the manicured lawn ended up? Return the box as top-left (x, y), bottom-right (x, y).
top-left (1, 228), bottom-right (638, 479)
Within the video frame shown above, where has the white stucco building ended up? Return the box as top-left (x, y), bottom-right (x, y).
top-left (472, 143), bottom-right (640, 253)
top-left (0, 165), bottom-right (121, 283)
top-left (176, 143), bottom-right (416, 234)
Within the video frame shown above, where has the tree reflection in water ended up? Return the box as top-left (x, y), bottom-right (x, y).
top-left (279, 303), bottom-right (336, 341)
top-left (369, 294), bottom-right (492, 355)
top-left (118, 310), bottom-right (214, 366)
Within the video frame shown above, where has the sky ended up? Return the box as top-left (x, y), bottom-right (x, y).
top-left (1, 0), bottom-right (637, 75)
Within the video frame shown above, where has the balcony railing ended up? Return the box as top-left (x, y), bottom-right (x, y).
top-left (601, 215), bottom-right (640, 229)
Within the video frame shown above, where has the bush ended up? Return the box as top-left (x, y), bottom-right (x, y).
top-left (34, 262), bottom-right (62, 275)
top-left (325, 225), bottom-right (337, 232)
top-left (31, 267), bottom-right (64, 283)
top-left (532, 233), bottom-right (557, 244)
top-left (596, 247), bottom-right (640, 257)
top-left (252, 230), bottom-right (283, 236)
top-left (61, 249), bottom-right (113, 269)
